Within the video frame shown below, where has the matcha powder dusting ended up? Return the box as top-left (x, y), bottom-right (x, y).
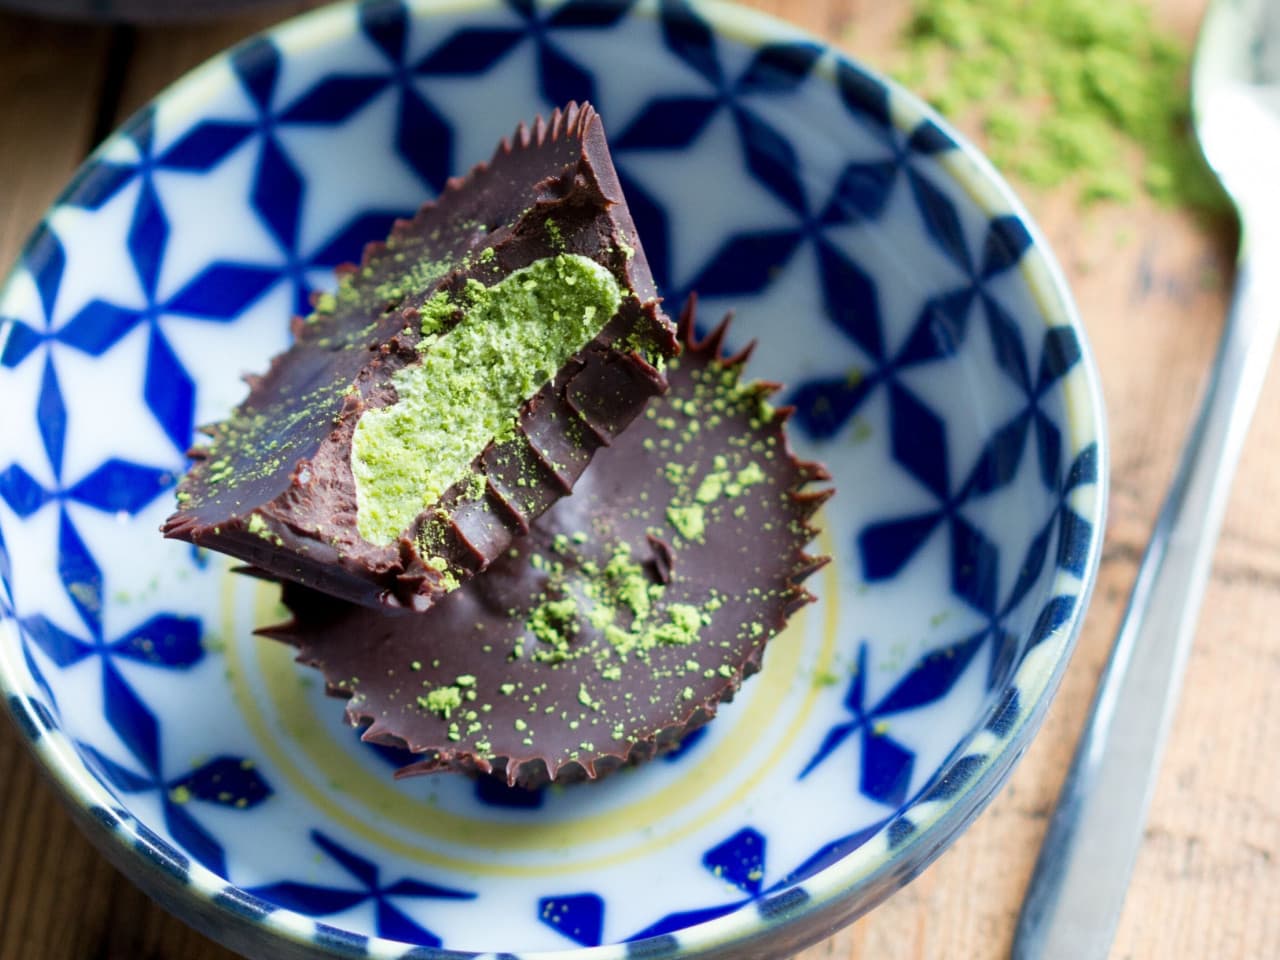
top-left (891, 0), bottom-right (1228, 214)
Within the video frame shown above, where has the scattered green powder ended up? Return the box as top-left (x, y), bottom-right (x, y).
top-left (523, 542), bottom-right (713, 665)
top-left (246, 512), bottom-right (283, 545)
top-left (422, 553), bottom-right (459, 592)
top-left (664, 447), bottom-right (765, 542)
top-left (67, 581), bottom-right (101, 613)
top-left (651, 603), bottom-right (704, 647)
top-left (418, 685), bottom-right (464, 718)
top-left (607, 547), bottom-right (652, 622)
top-left (695, 469), bottom-right (727, 504)
top-left (372, 256), bottom-right (453, 307)
top-left (544, 218), bottom-right (564, 250)
top-left (527, 596), bottom-right (580, 661)
top-left (734, 463), bottom-right (766, 489)
top-left (351, 254), bottom-right (622, 543)
top-left (891, 0), bottom-right (1228, 214)
top-left (666, 503), bottom-right (706, 541)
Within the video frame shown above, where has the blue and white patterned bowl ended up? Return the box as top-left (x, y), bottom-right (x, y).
top-left (0, 1), bottom-right (1106, 956)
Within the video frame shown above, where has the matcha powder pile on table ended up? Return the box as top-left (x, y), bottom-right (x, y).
top-left (891, 0), bottom-right (1229, 215)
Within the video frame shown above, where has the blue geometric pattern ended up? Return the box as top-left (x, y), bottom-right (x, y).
top-left (417, 0), bottom-right (636, 109)
top-left (9, 118), bottom-right (271, 453)
top-left (81, 744), bottom-right (271, 877)
top-left (801, 644), bottom-right (927, 807)
top-left (854, 320), bottom-right (1082, 588)
top-left (627, 828), bottom-right (769, 940)
top-left (612, 5), bottom-right (825, 294)
top-left (547, 826), bottom-right (809, 946)
top-left (248, 830), bottom-right (474, 946)
top-left (0, 0), bottom-right (1104, 957)
top-left (4, 444), bottom-right (191, 775)
top-left (799, 442), bottom-right (1097, 811)
top-left (539, 893), bottom-right (606, 947)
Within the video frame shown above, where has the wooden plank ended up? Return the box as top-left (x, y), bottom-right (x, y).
top-left (2, 0), bottom-right (1278, 958)
top-left (0, 14), bottom-right (111, 266)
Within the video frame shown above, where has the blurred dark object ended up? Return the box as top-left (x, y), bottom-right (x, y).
top-left (0, 0), bottom-right (293, 21)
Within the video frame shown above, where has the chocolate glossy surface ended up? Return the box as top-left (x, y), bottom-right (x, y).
top-left (272, 305), bottom-right (830, 787)
top-left (164, 103), bottom-right (675, 611)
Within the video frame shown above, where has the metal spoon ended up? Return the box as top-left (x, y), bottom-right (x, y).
top-left (1012, 2), bottom-right (1280, 957)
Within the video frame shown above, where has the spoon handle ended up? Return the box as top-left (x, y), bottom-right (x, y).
top-left (1012, 225), bottom-right (1280, 960)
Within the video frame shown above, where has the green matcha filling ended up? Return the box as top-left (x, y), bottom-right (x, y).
top-left (662, 453), bottom-right (765, 544)
top-left (351, 254), bottom-right (622, 544)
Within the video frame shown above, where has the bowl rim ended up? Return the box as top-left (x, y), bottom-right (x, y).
top-left (0, 0), bottom-right (1109, 957)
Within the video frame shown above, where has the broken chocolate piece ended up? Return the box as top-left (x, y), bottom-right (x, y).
top-left (163, 102), bottom-right (677, 612)
top-left (268, 299), bottom-right (831, 787)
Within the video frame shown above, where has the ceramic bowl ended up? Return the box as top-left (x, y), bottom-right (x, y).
top-left (0, 1), bottom-right (1106, 957)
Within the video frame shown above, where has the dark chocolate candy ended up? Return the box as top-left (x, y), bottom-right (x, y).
top-left (164, 103), bottom-right (677, 612)
top-left (268, 300), bottom-right (831, 787)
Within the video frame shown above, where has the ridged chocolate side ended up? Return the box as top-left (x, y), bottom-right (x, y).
top-left (267, 300), bottom-right (832, 787)
top-left (163, 102), bottom-right (677, 612)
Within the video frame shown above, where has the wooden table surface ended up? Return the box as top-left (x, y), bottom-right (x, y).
top-left (1, 1), bottom-right (1277, 957)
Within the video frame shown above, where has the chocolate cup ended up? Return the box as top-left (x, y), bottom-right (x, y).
top-left (164, 102), bottom-right (677, 613)
top-left (267, 299), bottom-right (831, 788)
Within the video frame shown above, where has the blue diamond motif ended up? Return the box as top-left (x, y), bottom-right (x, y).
top-left (81, 742), bottom-right (271, 876)
top-left (249, 830), bottom-right (474, 946)
top-left (539, 893), bottom-right (605, 948)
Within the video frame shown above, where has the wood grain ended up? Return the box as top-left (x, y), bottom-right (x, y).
top-left (1, 1), bottom-right (1277, 958)
top-left (0, 14), bottom-right (109, 269)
